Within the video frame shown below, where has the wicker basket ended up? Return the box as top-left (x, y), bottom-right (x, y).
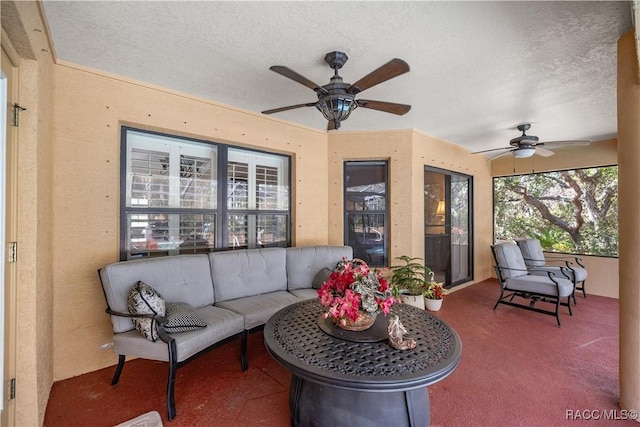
top-left (337, 311), bottom-right (378, 331)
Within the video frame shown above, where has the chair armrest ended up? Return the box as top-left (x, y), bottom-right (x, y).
top-left (494, 265), bottom-right (529, 273)
top-left (528, 266), bottom-right (572, 280)
top-left (106, 307), bottom-right (154, 319)
top-left (526, 254), bottom-right (585, 268)
top-left (522, 256), bottom-right (566, 267)
top-left (571, 257), bottom-right (585, 268)
top-left (105, 308), bottom-right (174, 343)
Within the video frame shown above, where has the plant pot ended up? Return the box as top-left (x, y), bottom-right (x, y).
top-left (424, 298), bottom-right (443, 312)
top-left (402, 294), bottom-right (425, 310)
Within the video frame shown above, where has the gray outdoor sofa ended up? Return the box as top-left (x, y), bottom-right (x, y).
top-left (98, 245), bottom-right (352, 420)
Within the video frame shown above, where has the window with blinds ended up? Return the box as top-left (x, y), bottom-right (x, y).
top-left (121, 127), bottom-right (290, 260)
top-left (256, 165), bottom-right (279, 209)
top-left (130, 148), bottom-right (170, 207)
top-left (225, 148), bottom-right (289, 249)
top-left (228, 161), bottom-right (249, 209)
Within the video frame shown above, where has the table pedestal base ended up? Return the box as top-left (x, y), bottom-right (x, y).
top-left (289, 375), bottom-right (430, 427)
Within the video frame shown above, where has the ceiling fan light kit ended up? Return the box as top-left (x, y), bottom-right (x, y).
top-left (262, 51), bottom-right (411, 130)
top-left (471, 123), bottom-right (590, 159)
top-left (316, 94), bottom-right (358, 125)
top-left (513, 147), bottom-right (536, 158)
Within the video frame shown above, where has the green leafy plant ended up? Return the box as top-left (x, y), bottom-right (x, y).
top-left (389, 256), bottom-right (431, 296)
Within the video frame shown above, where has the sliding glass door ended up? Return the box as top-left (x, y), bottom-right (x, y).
top-left (424, 167), bottom-right (472, 287)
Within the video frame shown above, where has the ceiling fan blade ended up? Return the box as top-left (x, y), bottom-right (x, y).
top-left (269, 66), bottom-right (328, 94)
top-left (347, 59), bottom-right (410, 94)
top-left (357, 99), bottom-right (411, 115)
top-left (535, 147), bottom-right (555, 157)
top-left (471, 146), bottom-right (513, 154)
top-left (261, 102), bottom-right (316, 114)
top-left (487, 150), bottom-right (514, 160)
top-left (539, 140), bottom-right (591, 148)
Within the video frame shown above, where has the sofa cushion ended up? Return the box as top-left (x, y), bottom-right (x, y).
top-left (215, 291), bottom-right (300, 330)
top-left (288, 288), bottom-right (319, 300)
top-left (100, 254), bottom-right (215, 334)
top-left (164, 302), bottom-right (207, 334)
top-left (113, 305), bottom-right (245, 363)
top-left (285, 246), bottom-right (353, 291)
top-left (127, 281), bottom-right (165, 342)
top-left (209, 248), bottom-right (288, 302)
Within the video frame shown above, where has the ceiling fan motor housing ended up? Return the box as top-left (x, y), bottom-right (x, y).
top-left (324, 51), bottom-right (349, 70)
top-left (510, 124), bottom-right (539, 146)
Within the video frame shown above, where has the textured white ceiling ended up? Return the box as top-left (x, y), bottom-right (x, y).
top-left (41, 1), bottom-right (632, 153)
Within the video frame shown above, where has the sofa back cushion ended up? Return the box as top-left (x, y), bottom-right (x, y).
top-left (99, 254), bottom-right (214, 334)
top-left (209, 248), bottom-right (287, 302)
top-left (516, 238), bottom-right (546, 267)
top-left (492, 242), bottom-right (528, 279)
top-left (285, 246), bottom-right (353, 290)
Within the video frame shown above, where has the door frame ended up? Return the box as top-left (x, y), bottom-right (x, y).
top-left (1, 38), bottom-right (19, 427)
top-left (424, 166), bottom-right (474, 288)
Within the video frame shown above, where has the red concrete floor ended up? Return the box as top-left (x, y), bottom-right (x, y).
top-left (45, 280), bottom-right (637, 426)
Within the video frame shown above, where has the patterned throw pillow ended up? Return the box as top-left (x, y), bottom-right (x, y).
top-left (164, 302), bottom-right (207, 333)
top-left (127, 281), bottom-right (166, 342)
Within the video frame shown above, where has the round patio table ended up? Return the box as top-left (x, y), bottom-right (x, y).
top-left (263, 299), bottom-right (461, 427)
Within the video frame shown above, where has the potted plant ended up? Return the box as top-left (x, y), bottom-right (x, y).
top-left (389, 256), bottom-right (431, 310)
top-left (424, 281), bottom-right (446, 312)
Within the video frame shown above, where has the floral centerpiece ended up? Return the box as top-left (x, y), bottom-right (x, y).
top-left (318, 258), bottom-right (397, 331)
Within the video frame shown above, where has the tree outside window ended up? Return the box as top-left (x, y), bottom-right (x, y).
top-left (494, 166), bottom-right (618, 257)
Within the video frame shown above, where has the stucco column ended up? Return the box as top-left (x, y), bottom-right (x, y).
top-left (618, 30), bottom-right (640, 414)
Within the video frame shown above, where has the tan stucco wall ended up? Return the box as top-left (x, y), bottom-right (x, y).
top-left (490, 140), bottom-right (619, 298)
top-left (327, 129), bottom-right (494, 281)
top-left (327, 130), bottom-right (413, 254)
top-left (617, 30), bottom-right (640, 415)
top-left (51, 63), bottom-right (330, 381)
top-left (2, 1), bottom-right (55, 426)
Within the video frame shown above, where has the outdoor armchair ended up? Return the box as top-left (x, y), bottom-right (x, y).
top-left (491, 241), bottom-right (574, 326)
top-left (516, 238), bottom-right (588, 303)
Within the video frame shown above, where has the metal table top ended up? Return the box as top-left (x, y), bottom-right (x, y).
top-left (264, 299), bottom-right (461, 392)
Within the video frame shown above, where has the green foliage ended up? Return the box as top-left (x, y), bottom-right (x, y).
top-left (494, 166), bottom-right (618, 256)
top-left (390, 256), bottom-right (432, 296)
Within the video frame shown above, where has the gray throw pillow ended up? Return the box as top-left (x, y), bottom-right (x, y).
top-left (127, 281), bottom-right (166, 342)
top-left (164, 302), bottom-right (207, 333)
top-left (312, 268), bottom-right (333, 290)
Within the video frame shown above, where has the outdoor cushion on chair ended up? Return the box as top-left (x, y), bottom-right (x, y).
top-left (491, 241), bottom-right (574, 326)
top-left (516, 238), bottom-right (588, 301)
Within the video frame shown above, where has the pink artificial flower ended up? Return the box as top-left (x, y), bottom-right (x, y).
top-left (318, 258), bottom-right (397, 323)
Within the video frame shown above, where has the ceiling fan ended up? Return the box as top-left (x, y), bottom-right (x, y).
top-left (472, 124), bottom-right (590, 159)
top-left (261, 51), bottom-right (411, 130)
